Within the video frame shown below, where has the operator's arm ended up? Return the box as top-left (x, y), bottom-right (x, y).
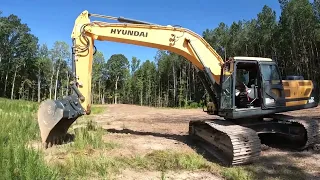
top-left (71, 10), bottom-right (225, 114)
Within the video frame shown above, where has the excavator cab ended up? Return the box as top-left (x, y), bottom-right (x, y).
top-left (193, 56), bottom-right (319, 166)
top-left (232, 58), bottom-right (286, 111)
top-left (217, 57), bottom-right (316, 119)
top-left (218, 58), bottom-right (262, 115)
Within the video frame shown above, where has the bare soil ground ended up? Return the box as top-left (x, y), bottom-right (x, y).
top-left (39, 104), bottom-right (320, 179)
top-left (93, 104), bottom-right (222, 179)
top-left (88, 104), bottom-right (320, 180)
top-left (97, 104), bottom-right (211, 157)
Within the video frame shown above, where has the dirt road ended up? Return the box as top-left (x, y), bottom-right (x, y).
top-left (91, 104), bottom-right (320, 180)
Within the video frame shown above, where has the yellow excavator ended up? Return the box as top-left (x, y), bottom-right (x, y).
top-left (37, 10), bottom-right (319, 166)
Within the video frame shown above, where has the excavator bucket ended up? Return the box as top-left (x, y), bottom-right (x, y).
top-left (37, 95), bottom-right (85, 148)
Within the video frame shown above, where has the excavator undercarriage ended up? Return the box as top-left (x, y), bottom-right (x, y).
top-left (37, 10), bottom-right (320, 166)
top-left (189, 120), bottom-right (262, 166)
top-left (189, 114), bottom-right (320, 166)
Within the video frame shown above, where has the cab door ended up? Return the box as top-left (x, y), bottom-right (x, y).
top-left (219, 62), bottom-right (234, 110)
top-left (259, 62), bottom-right (286, 109)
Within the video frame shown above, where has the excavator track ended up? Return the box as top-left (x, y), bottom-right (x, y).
top-left (270, 114), bottom-right (320, 150)
top-left (189, 119), bottom-right (261, 166)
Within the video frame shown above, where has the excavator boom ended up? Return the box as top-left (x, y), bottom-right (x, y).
top-left (71, 11), bottom-right (225, 114)
top-left (37, 10), bottom-right (319, 166)
top-left (37, 10), bottom-right (225, 147)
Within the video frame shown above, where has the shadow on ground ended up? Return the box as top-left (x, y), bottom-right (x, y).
top-left (106, 128), bottom-right (189, 143)
top-left (243, 153), bottom-right (320, 180)
top-left (105, 127), bottom-right (320, 180)
top-left (105, 127), bottom-right (227, 167)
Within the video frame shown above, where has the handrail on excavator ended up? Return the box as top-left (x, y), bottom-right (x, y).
top-left (89, 13), bottom-right (156, 25)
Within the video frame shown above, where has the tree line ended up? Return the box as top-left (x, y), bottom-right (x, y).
top-left (1, 0), bottom-right (320, 108)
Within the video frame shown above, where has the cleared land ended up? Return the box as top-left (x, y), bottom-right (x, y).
top-left (37, 103), bottom-right (320, 180)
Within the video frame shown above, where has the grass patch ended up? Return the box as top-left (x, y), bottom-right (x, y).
top-left (54, 154), bottom-right (120, 179)
top-left (69, 119), bottom-right (119, 151)
top-left (90, 106), bottom-right (106, 114)
top-left (222, 167), bottom-right (254, 180)
top-left (72, 105), bottom-right (106, 125)
top-left (0, 98), bottom-right (112, 179)
top-left (141, 150), bottom-right (214, 171)
top-left (0, 97), bottom-right (276, 180)
top-left (0, 98), bottom-right (60, 179)
top-left (51, 148), bottom-right (258, 180)
top-left (52, 149), bottom-right (224, 179)
top-left (0, 98), bottom-right (117, 179)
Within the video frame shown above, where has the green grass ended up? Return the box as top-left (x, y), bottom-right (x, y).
top-left (0, 98), bottom-right (59, 179)
top-left (0, 97), bottom-right (255, 180)
top-left (69, 119), bottom-right (119, 151)
top-left (139, 150), bottom-right (214, 171)
top-left (52, 149), bottom-right (256, 179)
top-left (222, 167), bottom-right (254, 180)
top-left (53, 149), bottom-right (224, 179)
top-left (51, 148), bottom-right (259, 180)
top-left (90, 106), bottom-right (106, 114)
top-left (0, 98), bottom-right (111, 179)
top-left (67, 105), bottom-right (120, 151)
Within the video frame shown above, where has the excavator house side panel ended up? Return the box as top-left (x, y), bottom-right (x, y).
top-left (282, 80), bottom-right (314, 106)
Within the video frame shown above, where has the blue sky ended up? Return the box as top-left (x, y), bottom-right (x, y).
top-left (2, 0), bottom-right (282, 63)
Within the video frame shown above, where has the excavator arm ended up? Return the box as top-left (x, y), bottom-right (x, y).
top-left (37, 10), bottom-right (226, 146)
top-left (37, 11), bottom-right (319, 166)
top-left (72, 11), bottom-right (225, 113)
